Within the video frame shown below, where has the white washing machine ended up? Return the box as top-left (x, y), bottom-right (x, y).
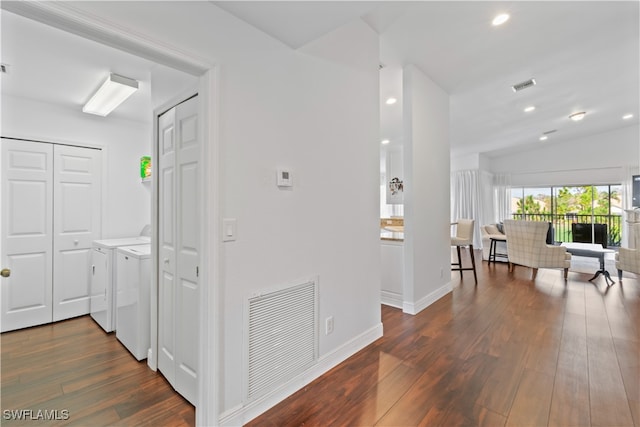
top-left (90, 235), bottom-right (150, 332)
top-left (116, 244), bottom-right (151, 360)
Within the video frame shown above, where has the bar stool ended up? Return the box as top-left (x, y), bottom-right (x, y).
top-left (451, 219), bottom-right (477, 284)
top-left (488, 236), bottom-right (508, 264)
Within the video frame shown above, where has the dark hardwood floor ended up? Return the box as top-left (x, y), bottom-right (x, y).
top-left (1, 316), bottom-right (194, 426)
top-left (248, 256), bottom-right (639, 427)
top-left (2, 254), bottom-right (638, 426)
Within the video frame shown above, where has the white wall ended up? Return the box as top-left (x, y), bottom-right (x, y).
top-left (451, 152), bottom-right (481, 171)
top-left (1, 95), bottom-right (152, 238)
top-left (402, 65), bottom-right (452, 314)
top-left (489, 124), bottom-right (639, 186)
top-left (219, 21), bottom-right (382, 419)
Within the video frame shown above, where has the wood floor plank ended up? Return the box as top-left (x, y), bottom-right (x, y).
top-left (475, 353), bottom-right (525, 416)
top-left (549, 368), bottom-right (591, 427)
top-left (587, 318), bottom-right (635, 426)
top-left (416, 353), bottom-right (501, 426)
top-left (548, 311), bottom-right (591, 427)
top-left (330, 362), bottom-right (420, 426)
top-left (374, 353), bottom-right (456, 426)
top-left (505, 369), bottom-right (554, 427)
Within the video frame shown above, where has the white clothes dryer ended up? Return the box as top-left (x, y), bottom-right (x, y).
top-left (115, 244), bottom-right (151, 360)
top-left (90, 236), bottom-right (150, 332)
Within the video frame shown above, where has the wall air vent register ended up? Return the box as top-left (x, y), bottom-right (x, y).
top-left (245, 279), bottom-right (318, 402)
top-left (511, 78), bottom-right (537, 92)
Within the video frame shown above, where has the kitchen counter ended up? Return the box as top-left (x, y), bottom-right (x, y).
top-left (381, 230), bottom-right (404, 242)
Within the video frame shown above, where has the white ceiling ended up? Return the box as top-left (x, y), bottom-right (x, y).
top-left (1, 10), bottom-right (196, 123)
top-left (216, 1), bottom-right (640, 158)
top-left (2, 1), bottom-right (638, 158)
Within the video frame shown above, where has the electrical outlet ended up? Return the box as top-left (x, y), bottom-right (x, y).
top-left (440, 267), bottom-right (443, 278)
top-left (325, 316), bottom-right (334, 335)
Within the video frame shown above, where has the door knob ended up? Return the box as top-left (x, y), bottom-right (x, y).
top-left (1, 268), bottom-right (10, 278)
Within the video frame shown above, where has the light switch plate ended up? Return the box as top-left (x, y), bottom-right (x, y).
top-left (222, 218), bottom-right (237, 242)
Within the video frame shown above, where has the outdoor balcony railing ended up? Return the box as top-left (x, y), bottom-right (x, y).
top-left (511, 213), bottom-right (622, 247)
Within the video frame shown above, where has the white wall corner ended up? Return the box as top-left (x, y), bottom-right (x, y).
top-left (381, 290), bottom-right (403, 309)
top-left (218, 322), bottom-right (383, 427)
top-left (402, 282), bottom-right (452, 315)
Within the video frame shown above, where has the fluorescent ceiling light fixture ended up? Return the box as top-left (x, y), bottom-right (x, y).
top-left (569, 111), bottom-right (586, 121)
top-left (83, 73), bottom-right (139, 116)
top-left (524, 106), bottom-right (536, 112)
top-left (381, 139), bottom-right (390, 145)
top-left (492, 13), bottom-right (510, 26)
top-left (385, 97), bottom-right (397, 105)
top-left (623, 113), bottom-right (634, 120)
top-left (539, 135), bottom-right (548, 141)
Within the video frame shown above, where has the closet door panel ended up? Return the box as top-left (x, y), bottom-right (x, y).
top-left (175, 97), bottom-right (199, 405)
top-left (157, 96), bottom-right (199, 406)
top-left (158, 107), bottom-right (177, 384)
top-left (53, 145), bottom-right (102, 321)
top-left (1, 139), bottom-right (53, 332)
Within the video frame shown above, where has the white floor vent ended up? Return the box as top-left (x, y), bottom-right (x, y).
top-left (245, 279), bottom-right (318, 402)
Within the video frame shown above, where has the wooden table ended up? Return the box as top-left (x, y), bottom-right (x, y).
top-left (561, 242), bottom-right (616, 285)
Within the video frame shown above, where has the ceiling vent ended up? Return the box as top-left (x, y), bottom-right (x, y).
top-left (511, 78), bottom-right (536, 92)
top-left (543, 129), bottom-right (557, 135)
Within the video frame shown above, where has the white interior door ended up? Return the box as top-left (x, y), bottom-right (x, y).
top-left (1, 139), bottom-right (54, 332)
top-left (175, 96), bottom-right (199, 405)
top-left (158, 95), bottom-right (199, 405)
top-left (158, 106), bottom-right (177, 385)
top-left (53, 145), bottom-right (102, 321)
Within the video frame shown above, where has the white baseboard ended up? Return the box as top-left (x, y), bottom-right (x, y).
top-left (381, 290), bottom-right (403, 309)
top-left (218, 322), bottom-right (384, 427)
top-left (403, 282), bottom-right (452, 315)
top-left (146, 349), bottom-right (156, 371)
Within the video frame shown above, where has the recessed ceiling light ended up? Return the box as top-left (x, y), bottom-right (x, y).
top-left (539, 135), bottom-right (548, 141)
top-left (492, 13), bottom-right (510, 26)
top-left (569, 111), bottom-right (586, 121)
top-left (524, 106), bottom-right (536, 113)
top-left (385, 97), bottom-right (397, 105)
top-left (623, 114), bottom-right (634, 120)
top-left (381, 139), bottom-right (390, 145)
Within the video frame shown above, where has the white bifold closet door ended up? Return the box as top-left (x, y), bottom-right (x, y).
top-left (157, 95), bottom-right (199, 406)
top-left (1, 138), bottom-right (101, 332)
top-left (52, 144), bottom-right (102, 321)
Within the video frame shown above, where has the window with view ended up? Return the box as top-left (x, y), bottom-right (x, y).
top-left (510, 185), bottom-right (623, 247)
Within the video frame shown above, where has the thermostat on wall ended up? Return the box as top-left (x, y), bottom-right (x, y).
top-left (277, 169), bottom-right (293, 187)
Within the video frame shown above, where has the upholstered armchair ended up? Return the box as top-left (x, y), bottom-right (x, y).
top-left (503, 220), bottom-right (571, 279)
top-left (616, 222), bottom-right (640, 280)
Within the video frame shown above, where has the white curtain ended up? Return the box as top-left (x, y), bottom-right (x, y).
top-left (493, 173), bottom-right (512, 223)
top-left (451, 170), bottom-right (485, 247)
top-left (621, 164), bottom-right (639, 246)
top-left (451, 170), bottom-right (512, 248)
